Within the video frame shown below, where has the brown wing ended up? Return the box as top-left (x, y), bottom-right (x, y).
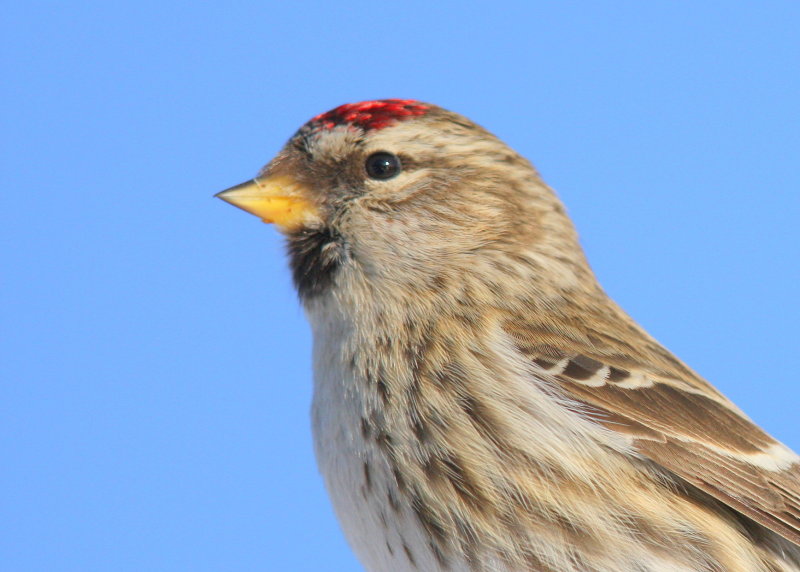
top-left (503, 317), bottom-right (800, 546)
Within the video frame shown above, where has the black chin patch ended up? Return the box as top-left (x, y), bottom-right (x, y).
top-left (286, 227), bottom-right (345, 301)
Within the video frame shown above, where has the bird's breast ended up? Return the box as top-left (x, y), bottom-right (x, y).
top-left (309, 307), bottom-right (451, 571)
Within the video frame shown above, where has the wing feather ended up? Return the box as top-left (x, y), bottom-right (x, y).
top-left (506, 318), bottom-right (800, 546)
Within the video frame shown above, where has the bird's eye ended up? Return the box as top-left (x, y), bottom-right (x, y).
top-left (365, 152), bottom-right (402, 180)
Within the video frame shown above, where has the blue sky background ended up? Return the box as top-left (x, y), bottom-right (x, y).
top-left (3, 3), bottom-right (799, 571)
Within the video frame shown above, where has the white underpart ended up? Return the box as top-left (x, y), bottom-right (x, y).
top-left (305, 296), bottom-right (725, 572)
top-left (309, 302), bottom-right (443, 572)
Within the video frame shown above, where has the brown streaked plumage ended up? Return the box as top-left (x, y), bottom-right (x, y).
top-left (217, 100), bottom-right (800, 571)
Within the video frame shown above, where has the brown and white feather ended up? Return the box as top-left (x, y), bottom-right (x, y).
top-left (224, 100), bottom-right (800, 571)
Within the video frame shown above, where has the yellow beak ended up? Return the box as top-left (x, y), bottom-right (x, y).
top-left (215, 175), bottom-right (319, 233)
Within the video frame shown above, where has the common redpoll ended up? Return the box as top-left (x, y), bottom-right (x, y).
top-left (217, 100), bottom-right (800, 571)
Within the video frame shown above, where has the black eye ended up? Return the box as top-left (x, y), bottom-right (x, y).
top-left (365, 152), bottom-right (402, 180)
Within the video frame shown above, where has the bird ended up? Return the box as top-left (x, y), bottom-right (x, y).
top-left (216, 99), bottom-right (800, 571)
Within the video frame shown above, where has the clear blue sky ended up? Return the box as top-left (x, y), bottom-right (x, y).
top-left (3, 3), bottom-right (798, 571)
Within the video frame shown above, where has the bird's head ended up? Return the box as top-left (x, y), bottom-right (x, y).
top-left (218, 100), bottom-right (592, 307)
